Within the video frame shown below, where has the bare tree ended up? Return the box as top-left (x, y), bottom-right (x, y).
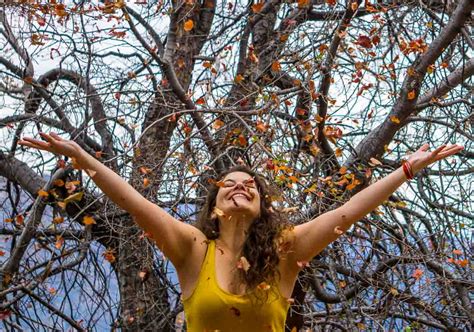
top-left (0, 0), bottom-right (472, 330)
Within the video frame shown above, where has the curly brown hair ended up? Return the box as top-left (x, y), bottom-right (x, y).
top-left (195, 165), bottom-right (290, 296)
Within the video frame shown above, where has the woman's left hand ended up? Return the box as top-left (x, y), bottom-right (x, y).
top-left (406, 143), bottom-right (464, 174)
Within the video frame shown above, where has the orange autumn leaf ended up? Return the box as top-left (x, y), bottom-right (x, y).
top-left (351, 1), bottom-right (358, 11)
top-left (16, 215), bottom-right (24, 224)
top-left (234, 74), bottom-right (244, 84)
top-left (334, 226), bottom-right (344, 235)
top-left (412, 268), bottom-right (423, 280)
top-left (196, 97), bottom-right (206, 105)
top-left (297, 0), bottom-right (310, 8)
top-left (143, 178), bottom-right (150, 187)
top-left (257, 281), bottom-right (271, 290)
top-left (368, 157), bottom-right (383, 166)
top-left (54, 4), bottom-right (68, 17)
top-left (139, 166), bottom-right (152, 175)
top-left (4, 218), bottom-right (13, 223)
top-left (407, 90), bottom-right (416, 100)
top-left (202, 61), bottom-right (212, 68)
top-left (390, 115), bottom-right (400, 124)
top-left (55, 236), bottom-right (64, 249)
top-left (255, 120), bottom-right (267, 132)
top-left (457, 259), bottom-right (468, 267)
top-left (37, 189), bottom-right (49, 197)
top-left (326, 0), bottom-right (336, 6)
top-left (213, 119), bottom-right (225, 129)
top-left (83, 215), bottom-right (96, 226)
top-left (53, 216), bottom-right (64, 224)
top-left (452, 249), bottom-right (462, 255)
top-left (103, 248), bottom-right (116, 263)
top-left (251, 2), bottom-right (264, 13)
top-left (271, 61), bottom-right (281, 72)
top-left (184, 19), bottom-right (194, 32)
top-left (238, 134), bottom-right (247, 146)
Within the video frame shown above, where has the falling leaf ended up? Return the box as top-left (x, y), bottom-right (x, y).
top-left (238, 134), bottom-right (247, 146)
top-left (357, 35), bottom-right (372, 48)
top-left (257, 282), bottom-right (271, 291)
top-left (237, 256), bottom-right (251, 272)
top-left (368, 157), bottom-right (383, 166)
top-left (139, 167), bottom-right (152, 175)
top-left (55, 236), bottom-right (64, 249)
top-left (296, 261), bottom-right (309, 268)
top-left (4, 218), bottom-right (13, 223)
top-left (271, 61), bottom-right (281, 72)
top-left (37, 189), bottom-right (49, 198)
top-left (452, 249), bottom-right (462, 255)
top-left (297, 0), bottom-right (310, 8)
top-left (255, 120), bottom-right (267, 132)
top-left (334, 226), bottom-right (344, 235)
top-left (213, 119), bottom-right (225, 129)
top-left (83, 215), bottom-right (96, 226)
top-left (53, 216), bottom-right (64, 224)
top-left (184, 19), bottom-right (194, 32)
top-left (412, 268), bottom-right (423, 280)
top-left (64, 191), bottom-right (84, 205)
top-left (251, 2), bottom-right (264, 12)
top-left (390, 116), bottom-right (400, 124)
top-left (16, 215), bottom-right (24, 225)
top-left (137, 269), bottom-right (149, 281)
top-left (103, 248), bottom-right (116, 263)
top-left (31, 34), bottom-right (45, 46)
top-left (234, 74), bottom-right (244, 84)
top-left (457, 259), bottom-right (468, 267)
top-left (213, 207), bottom-right (226, 217)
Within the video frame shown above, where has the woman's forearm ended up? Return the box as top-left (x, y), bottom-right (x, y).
top-left (343, 166), bottom-right (408, 223)
top-left (76, 150), bottom-right (149, 217)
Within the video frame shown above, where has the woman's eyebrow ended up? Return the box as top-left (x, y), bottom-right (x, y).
top-left (223, 178), bottom-right (254, 183)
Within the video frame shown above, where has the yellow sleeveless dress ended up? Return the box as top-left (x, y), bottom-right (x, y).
top-left (182, 240), bottom-right (290, 332)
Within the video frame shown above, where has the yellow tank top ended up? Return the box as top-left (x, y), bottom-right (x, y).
top-left (182, 240), bottom-right (290, 332)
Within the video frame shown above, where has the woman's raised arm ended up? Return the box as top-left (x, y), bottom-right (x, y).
top-left (289, 143), bottom-right (464, 266)
top-left (18, 132), bottom-right (204, 269)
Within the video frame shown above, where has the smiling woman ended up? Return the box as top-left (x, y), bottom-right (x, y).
top-left (17, 133), bottom-right (464, 331)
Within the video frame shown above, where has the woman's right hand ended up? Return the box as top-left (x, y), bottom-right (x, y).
top-left (18, 132), bottom-right (84, 161)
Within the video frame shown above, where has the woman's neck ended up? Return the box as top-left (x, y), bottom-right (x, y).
top-left (217, 219), bottom-right (250, 254)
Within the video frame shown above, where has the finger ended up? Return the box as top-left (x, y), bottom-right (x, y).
top-left (18, 140), bottom-right (51, 151)
top-left (21, 137), bottom-right (49, 146)
top-left (49, 132), bottom-right (63, 141)
top-left (435, 145), bottom-right (464, 159)
top-left (419, 143), bottom-right (430, 152)
top-left (431, 144), bottom-right (447, 156)
top-left (39, 132), bottom-right (55, 143)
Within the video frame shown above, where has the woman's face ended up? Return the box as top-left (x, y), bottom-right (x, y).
top-left (214, 171), bottom-right (261, 222)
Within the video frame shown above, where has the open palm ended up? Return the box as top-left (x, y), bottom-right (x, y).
top-left (407, 143), bottom-right (464, 174)
top-left (18, 132), bottom-right (82, 159)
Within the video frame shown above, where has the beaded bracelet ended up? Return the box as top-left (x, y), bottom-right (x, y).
top-left (402, 160), bottom-right (414, 180)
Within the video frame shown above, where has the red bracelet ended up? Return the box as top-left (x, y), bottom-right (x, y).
top-left (402, 160), bottom-right (414, 179)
